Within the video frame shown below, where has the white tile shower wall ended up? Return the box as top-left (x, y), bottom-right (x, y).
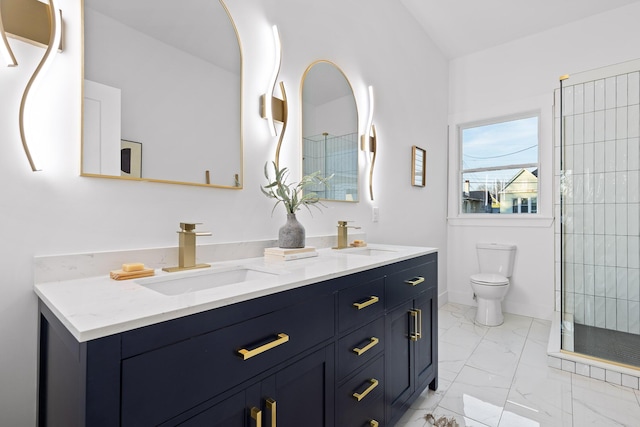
top-left (556, 68), bottom-right (640, 335)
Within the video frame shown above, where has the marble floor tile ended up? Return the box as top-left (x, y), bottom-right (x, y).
top-left (505, 364), bottom-right (573, 426)
top-left (465, 338), bottom-right (522, 379)
top-left (440, 312), bottom-right (489, 344)
top-left (439, 339), bottom-right (478, 382)
top-left (438, 365), bottom-right (512, 427)
top-left (527, 319), bottom-right (552, 344)
top-left (407, 377), bottom-right (452, 413)
top-left (395, 303), bottom-right (640, 427)
top-left (517, 334), bottom-right (550, 370)
top-left (572, 374), bottom-right (640, 426)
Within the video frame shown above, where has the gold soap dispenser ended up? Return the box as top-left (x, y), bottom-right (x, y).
top-left (163, 222), bottom-right (212, 272)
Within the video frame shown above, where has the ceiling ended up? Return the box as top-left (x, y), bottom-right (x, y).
top-left (400, 0), bottom-right (640, 59)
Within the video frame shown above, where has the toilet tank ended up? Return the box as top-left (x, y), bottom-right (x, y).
top-left (476, 243), bottom-right (517, 277)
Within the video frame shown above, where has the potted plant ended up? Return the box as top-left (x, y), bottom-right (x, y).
top-left (261, 161), bottom-right (332, 248)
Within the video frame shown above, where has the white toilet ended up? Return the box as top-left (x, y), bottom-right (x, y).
top-left (470, 243), bottom-right (517, 326)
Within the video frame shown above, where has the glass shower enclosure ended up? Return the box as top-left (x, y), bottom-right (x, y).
top-left (558, 59), bottom-right (640, 368)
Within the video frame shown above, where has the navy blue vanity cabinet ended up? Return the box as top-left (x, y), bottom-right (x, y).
top-left (385, 253), bottom-right (438, 426)
top-left (37, 302), bottom-right (121, 427)
top-left (37, 251), bottom-right (438, 427)
top-left (37, 280), bottom-right (337, 427)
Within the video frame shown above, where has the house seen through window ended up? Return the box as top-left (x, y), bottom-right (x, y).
top-left (460, 114), bottom-right (539, 214)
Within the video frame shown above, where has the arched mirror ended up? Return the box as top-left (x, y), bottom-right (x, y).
top-left (82, 0), bottom-right (242, 188)
top-left (301, 61), bottom-right (358, 202)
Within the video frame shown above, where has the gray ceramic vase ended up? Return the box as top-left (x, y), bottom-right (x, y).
top-left (278, 213), bottom-right (305, 248)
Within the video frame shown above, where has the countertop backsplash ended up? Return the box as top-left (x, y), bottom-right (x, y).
top-left (33, 232), bottom-right (366, 284)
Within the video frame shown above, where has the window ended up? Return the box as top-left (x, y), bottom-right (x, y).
top-left (460, 114), bottom-right (539, 214)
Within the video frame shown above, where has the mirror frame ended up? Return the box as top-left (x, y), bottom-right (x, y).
top-left (80, 0), bottom-right (244, 189)
top-left (300, 60), bottom-right (359, 203)
top-left (412, 145), bottom-right (426, 187)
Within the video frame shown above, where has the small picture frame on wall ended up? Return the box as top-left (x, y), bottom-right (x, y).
top-left (121, 140), bottom-right (142, 178)
top-left (412, 145), bottom-right (426, 187)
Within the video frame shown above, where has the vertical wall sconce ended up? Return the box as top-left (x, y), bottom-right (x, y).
top-left (361, 85), bottom-right (377, 200)
top-left (2, 0), bottom-right (63, 171)
top-left (260, 25), bottom-right (288, 167)
top-left (0, 6), bottom-right (17, 67)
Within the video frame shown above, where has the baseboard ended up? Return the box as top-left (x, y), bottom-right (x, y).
top-left (447, 289), bottom-right (553, 321)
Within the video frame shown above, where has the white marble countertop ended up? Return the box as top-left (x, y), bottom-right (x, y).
top-left (35, 244), bottom-right (437, 342)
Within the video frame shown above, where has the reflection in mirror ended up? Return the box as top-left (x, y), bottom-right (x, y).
top-left (412, 145), bottom-right (426, 187)
top-left (301, 61), bottom-right (358, 202)
top-left (82, 0), bottom-right (242, 188)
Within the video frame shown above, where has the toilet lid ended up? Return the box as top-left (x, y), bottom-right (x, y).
top-left (470, 273), bottom-right (509, 286)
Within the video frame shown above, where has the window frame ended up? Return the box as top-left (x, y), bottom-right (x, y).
top-left (458, 111), bottom-right (541, 216)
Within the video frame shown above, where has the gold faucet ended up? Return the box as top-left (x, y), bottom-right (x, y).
top-left (163, 222), bottom-right (212, 272)
top-left (333, 221), bottom-right (361, 249)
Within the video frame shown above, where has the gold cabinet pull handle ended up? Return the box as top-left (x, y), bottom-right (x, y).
top-left (353, 295), bottom-right (379, 310)
top-left (410, 310), bottom-right (420, 341)
top-left (353, 337), bottom-right (379, 356)
top-left (352, 378), bottom-right (379, 401)
top-left (250, 407), bottom-right (262, 427)
top-left (416, 308), bottom-right (423, 340)
top-left (370, 420), bottom-right (379, 427)
top-left (238, 333), bottom-right (290, 360)
top-left (404, 276), bottom-right (425, 286)
top-left (266, 398), bottom-right (276, 427)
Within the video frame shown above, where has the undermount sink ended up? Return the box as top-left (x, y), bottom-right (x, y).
top-left (337, 247), bottom-right (398, 256)
top-left (137, 266), bottom-right (279, 296)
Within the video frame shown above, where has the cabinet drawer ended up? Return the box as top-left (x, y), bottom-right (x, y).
top-left (337, 317), bottom-right (384, 380)
top-left (337, 356), bottom-right (385, 427)
top-left (385, 257), bottom-right (435, 309)
top-left (339, 277), bottom-right (384, 332)
top-left (121, 293), bottom-right (334, 427)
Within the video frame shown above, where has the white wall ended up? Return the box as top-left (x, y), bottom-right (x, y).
top-left (447, 3), bottom-right (640, 320)
top-left (0, 0), bottom-right (448, 424)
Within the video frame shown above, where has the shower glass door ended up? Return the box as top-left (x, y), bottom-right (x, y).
top-left (558, 58), bottom-right (640, 368)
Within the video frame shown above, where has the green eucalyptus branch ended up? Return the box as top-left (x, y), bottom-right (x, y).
top-left (261, 161), bottom-right (333, 215)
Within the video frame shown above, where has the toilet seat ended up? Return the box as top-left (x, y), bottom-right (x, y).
top-left (470, 273), bottom-right (509, 286)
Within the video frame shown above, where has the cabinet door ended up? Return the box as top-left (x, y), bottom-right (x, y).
top-left (180, 347), bottom-right (334, 427)
top-left (415, 287), bottom-right (437, 392)
top-left (260, 345), bottom-right (334, 427)
top-left (385, 300), bottom-right (414, 423)
top-left (178, 390), bottom-right (250, 427)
